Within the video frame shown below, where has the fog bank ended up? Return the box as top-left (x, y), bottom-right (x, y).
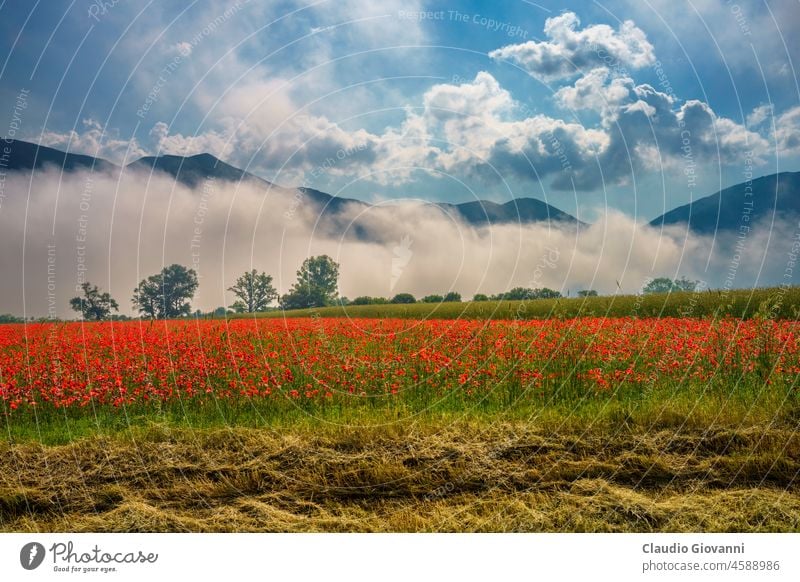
top-left (0, 168), bottom-right (796, 318)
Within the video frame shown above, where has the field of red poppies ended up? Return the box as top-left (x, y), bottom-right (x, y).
top-left (1, 316), bottom-right (797, 416)
top-left (2, 315), bottom-right (800, 533)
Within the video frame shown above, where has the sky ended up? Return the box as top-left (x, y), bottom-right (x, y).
top-left (1, 0), bottom-right (799, 222)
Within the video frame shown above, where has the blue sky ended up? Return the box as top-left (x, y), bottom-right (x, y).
top-left (2, 0), bottom-right (799, 221)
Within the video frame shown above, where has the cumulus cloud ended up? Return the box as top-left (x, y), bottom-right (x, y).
top-left (416, 72), bottom-right (608, 185)
top-left (554, 67), bottom-right (633, 121)
top-left (554, 71), bottom-right (769, 189)
top-left (403, 71), bottom-right (766, 191)
top-left (489, 11), bottom-right (655, 81)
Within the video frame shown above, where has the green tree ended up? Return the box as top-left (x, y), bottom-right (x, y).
top-left (228, 269), bottom-right (278, 313)
top-left (643, 277), bottom-right (699, 294)
top-left (503, 287), bottom-right (536, 300)
top-left (443, 291), bottom-right (462, 302)
top-left (391, 293), bottom-right (416, 304)
top-left (132, 264), bottom-right (199, 319)
top-left (281, 255), bottom-right (340, 309)
top-left (472, 294), bottom-right (489, 302)
top-left (534, 287), bottom-right (562, 299)
top-left (643, 277), bottom-right (674, 294)
top-left (351, 296), bottom-right (388, 305)
top-left (69, 282), bottom-right (119, 320)
top-left (422, 294), bottom-right (443, 303)
top-left (0, 313), bottom-right (24, 323)
top-left (577, 289), bottom-right (598, 297)
top-left (673, 276), bottom-right (699, 292)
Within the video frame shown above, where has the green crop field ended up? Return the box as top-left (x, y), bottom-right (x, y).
top-left (227, 286), bottom-right (800, 321)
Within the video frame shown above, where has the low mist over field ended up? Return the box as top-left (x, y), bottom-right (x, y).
top-left (2, 166), bottom-right (796, 318)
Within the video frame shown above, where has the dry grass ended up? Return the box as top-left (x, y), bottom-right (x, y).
top-left (1, 421), bottom-right (799, 532)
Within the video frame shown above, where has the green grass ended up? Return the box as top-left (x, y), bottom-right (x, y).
top-left (226, 286), bottom-right (800, 321)
top-left (5, 375), bottom-right (797, 446)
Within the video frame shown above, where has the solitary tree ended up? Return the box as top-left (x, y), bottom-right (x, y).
top-left (577, 289), bottom-right (599, 297)
top-left (472, 294), bottom-right (489, 302)
top-left (132, 264), bottom-right (199, 319)
top-left (228, 269), bottom-right (278, 313)
top-left (69, 282), bottom-right (119, 320)
top-left (281, 255), bottom-right (340, 310)
top-left (422, 294), bottom-right (444, 303)
top-left (443, 291), bottom-right (462, 302)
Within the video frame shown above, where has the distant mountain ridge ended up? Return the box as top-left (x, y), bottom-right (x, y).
top-left (129, 152), bottom-right (254, 187)
top-left (437, 198), bottom-right (579, 226)
top-left (649, 172), bottom-right (800, 233)
top-left (3, 139), bottom-right (581, 228)
top-left (0, 139), bottom-right (115, 173)
top-left (6, 139), bottom-right (799, 233)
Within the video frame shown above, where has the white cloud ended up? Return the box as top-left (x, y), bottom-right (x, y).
top-left (746, 104), bottom-right (773, 128)
top-left (39, 119), bottom-right (147, 165)
top-left (415, 72), bottom-right (608, 182)
top-left (400, 70), bottom-right (767, 191)
top-left (549, 70), bottom-right (769, 187)
top-left (774, 106), bottom-right (800, 156)
top-left (555, 67), bottom-right (634, 122)
top-left (489, 11), bottom-right (655, 81)
top-left (149, 121), bottom-right (234, 160)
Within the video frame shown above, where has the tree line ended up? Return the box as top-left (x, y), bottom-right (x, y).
top-left (69, 255), bottom-right (341, 320)
top-left (66, 254), bottom-right (700, 321)
top-left (348, 287), bottom-right (564, 305)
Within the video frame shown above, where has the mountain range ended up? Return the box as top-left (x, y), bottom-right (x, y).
top-left (649, 171), bottom-right (800, 233)
top-left (3, 139), bottom-right (798, 232)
